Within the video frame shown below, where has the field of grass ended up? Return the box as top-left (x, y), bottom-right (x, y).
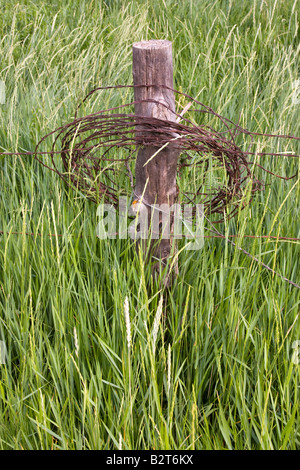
top-left (0, 0), bottom-right (299, 450)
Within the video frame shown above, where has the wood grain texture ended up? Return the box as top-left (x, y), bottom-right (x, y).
top-left (132, 40), bottom-right (180, 284)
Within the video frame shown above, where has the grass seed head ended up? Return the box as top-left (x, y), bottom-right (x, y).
top-left (152, 295), bottom-right (164, 354)
top-left (124, 296), bottom-right (131, 349)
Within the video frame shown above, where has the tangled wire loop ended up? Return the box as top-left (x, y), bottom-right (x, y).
top-left (34, 85), bottom-right (298, 222)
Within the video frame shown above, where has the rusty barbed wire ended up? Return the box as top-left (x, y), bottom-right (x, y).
top-left (27, 84), bottom-right (299, 223)
top-left (0, 84), bottom-right (299, 288)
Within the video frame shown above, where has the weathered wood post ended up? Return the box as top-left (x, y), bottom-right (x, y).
top-left (132, 40), bottom-right (180, 284)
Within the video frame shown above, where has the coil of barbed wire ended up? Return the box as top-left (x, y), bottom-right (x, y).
top-left (34, 85), bottom-right (298, 222)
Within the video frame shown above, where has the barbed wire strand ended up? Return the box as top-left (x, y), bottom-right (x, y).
top-left (0, 84), bottom-right (299, 288)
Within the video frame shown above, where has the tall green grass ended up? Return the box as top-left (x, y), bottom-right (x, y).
top-left (0, 0), bottom-right (299, 449)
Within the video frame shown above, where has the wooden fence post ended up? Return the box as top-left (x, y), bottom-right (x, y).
top-left (132, 40), bottom-right (180, 284)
